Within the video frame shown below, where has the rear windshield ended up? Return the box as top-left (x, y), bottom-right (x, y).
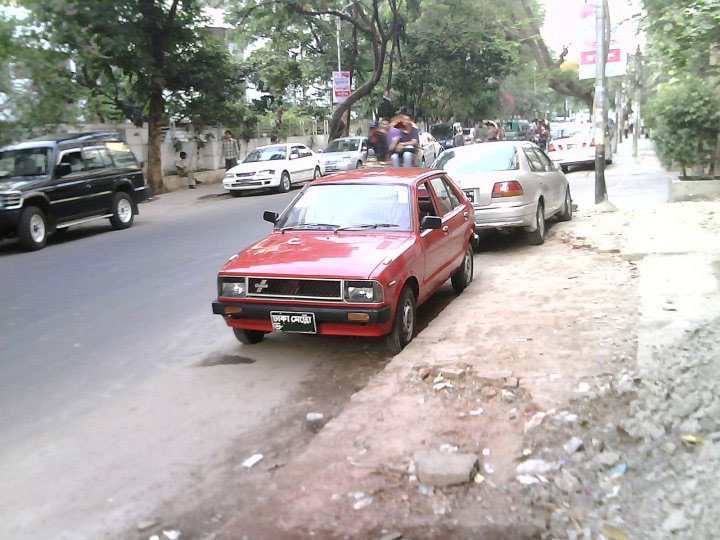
top-left (324, 139), bottom-right (361, 152)
top-left (432, 145), bottom-right (519, 173)
top-left (431, 125), bottom-right (453, 139)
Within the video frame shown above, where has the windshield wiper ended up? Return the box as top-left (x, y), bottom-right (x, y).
top-left (281, 222), bottom-right (338, 232)
top-left (334, 223), bottom-right (400, 232)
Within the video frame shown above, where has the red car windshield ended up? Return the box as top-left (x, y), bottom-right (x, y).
top-left (278, 183), bottom-right (413, 231)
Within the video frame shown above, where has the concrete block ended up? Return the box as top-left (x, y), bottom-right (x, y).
top-left (413, 450), bottom-right (479, 487)
top-left (670, 178), bottom-right (720, 202)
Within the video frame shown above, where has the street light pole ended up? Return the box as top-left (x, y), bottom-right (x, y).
top-left (336, 18), bottom-right (342, 72)
top-left (632, 46), bottom-right (642, 158)
top-left (593, 0), bottom-right (608, 204)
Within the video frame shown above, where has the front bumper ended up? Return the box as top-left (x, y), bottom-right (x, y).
top-left (212, 300), bottom-right (393, 336)
top-left (322, 160), bottom-right (355, 173)
top-left (0, 208), bottom-right (21, 236)
top-left (472, 201), bottom-right (536, 230)
top-left (223, 175), bottom-right (280, 191)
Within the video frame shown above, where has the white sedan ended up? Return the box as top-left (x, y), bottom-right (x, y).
top-left (418, 131), bottom-right (442, 167)
top-left (223, 143), bottom-right (323, 197)
top-left (547, 124), bottom-right (613, 172)
top-left (432, 141), bottom-right (572, 245)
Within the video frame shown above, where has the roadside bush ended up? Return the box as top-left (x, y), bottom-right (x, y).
top-left (646, 78), bottom-right (720, 177)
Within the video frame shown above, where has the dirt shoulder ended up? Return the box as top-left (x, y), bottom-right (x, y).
top-left (212, 208), bottom-right (644, 538)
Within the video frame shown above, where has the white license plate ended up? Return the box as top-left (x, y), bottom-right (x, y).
top-left (270, 311), bottom-right (317, 334)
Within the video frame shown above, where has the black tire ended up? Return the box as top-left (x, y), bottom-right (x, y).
top-left (230, 190), bottom-right (244, 197)
top-left (526, 201), bottom-right (545, 246)
top-left (557, 187), bottom-right (573, 222)
top-left (356, 161), bottom-right (362, 170)
top-left (109, 192), bottom-right (134, 230)
top-left (561, 165), bottom-right (569, 174)
top-left (386, 285), bottom-right (416, 355)
top-left (313, 166), bottom-right (322, 179)
top-left (451, 246), bottom-right (474, 294)
top-left (277, 171), bottom-right (291, 193)
top-left (233, 328), bottom-right (265, 344)
top-left (17, 205), bottom-right (48, 251)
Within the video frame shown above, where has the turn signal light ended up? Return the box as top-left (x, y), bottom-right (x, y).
top-left (548, 142), bottom-right (556, 152)
top-left (225, 305), bottom-right (243, 314)
top-left (491, 181), bottom-right (524, 198)
top-left (348, 312), bottom-right (370, 322)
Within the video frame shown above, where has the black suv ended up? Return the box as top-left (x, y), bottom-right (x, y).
top-left (0, 132), bottom-right (151, 250)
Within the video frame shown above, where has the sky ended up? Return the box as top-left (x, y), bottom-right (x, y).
top-left (540, 0), bottom-right (644, 59)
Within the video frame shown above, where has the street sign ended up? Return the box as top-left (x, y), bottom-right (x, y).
top-left (578, 3), bottom-right (626, 80)
top-left (332, 71), bottom-right (351, 104)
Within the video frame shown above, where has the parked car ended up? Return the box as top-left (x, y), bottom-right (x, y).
top-left (319, 137), bottom-right (368, 173)
top-left (212, 169), bottom-right (477, 354)
top-left (418, 132), bottom-right (442, 166)
top-left (0, 132), bottom-right (150, 251)
top-left (547, 124), bottom-right (613, 172)
top-left (223, 143), bottom-right (323, 197)
top-left (430, 124), bottom-right (456, 150)
top-left (432, 141), bottom-right (572, 246)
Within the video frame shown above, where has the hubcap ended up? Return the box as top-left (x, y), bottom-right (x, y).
top-left (283, 176), bottom-right (290, 189)
top-left (537, 206), bottom-right (545, 237)
top-left (117, 198), bottom-right (132, 222)
top-left (29, 214), bottom-right (45, 243)
top-left (463, 250), bottom-right (472, 281)
top-left (401, 299), bottom-right (414, 340)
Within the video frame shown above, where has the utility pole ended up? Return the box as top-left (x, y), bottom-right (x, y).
top-left (335, 18), bottom-right (342, 72)
top-left (618, 81), bottom-right (624, 144)
top-left (593, 0), bottom-right (608, 203)
top-left (632, 46), bottom-right (642, 158)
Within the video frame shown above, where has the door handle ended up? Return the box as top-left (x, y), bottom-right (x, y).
top-left (463, 211), bottom-right (468, 220)
top-left (442, 226), bottom-right (449, 235)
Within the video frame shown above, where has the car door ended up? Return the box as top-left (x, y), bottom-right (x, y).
top-left (522, 145), bottom-right (549, 214)
top-left (48, 148), bottom-right (92, 222)
top-left (532, 147), bottom-right (564, 214)
top-left (299, 146), bottom-right (317, 179)
top-left (417, 180), bottom-right (452, 291)
top-left (430, 175), bottom-right (467, 271)
top-left (81, 145), bottom-right (116, 213)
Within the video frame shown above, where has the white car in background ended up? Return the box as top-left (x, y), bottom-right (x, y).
top-left (223, 143), bottom-right (323, 197)
top-left (419, 131), bottom-right (442, 167)
top-left (319, 137), bottom-right (368, 173)
top-left (432, 141), bottom-right (572, 246)
top-left (547, 124), bottom-right (613, 173)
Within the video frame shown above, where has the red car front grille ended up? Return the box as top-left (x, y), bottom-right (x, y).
top-left (247, 277), bottom-right (343, 301)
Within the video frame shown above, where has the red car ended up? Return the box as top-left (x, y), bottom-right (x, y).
top-left (212, 169), bottom-right (477, 353)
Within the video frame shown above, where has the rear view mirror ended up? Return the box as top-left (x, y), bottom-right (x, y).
top-left (55, 163), bottom-right (72, 177)
top-left (263, 211), bottom-right (279, 224)
top-left (420, 215), bottom-right (442, 230)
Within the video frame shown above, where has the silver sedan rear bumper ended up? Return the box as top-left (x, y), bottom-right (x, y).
top-left (473, 201), bottom-right (537, 230)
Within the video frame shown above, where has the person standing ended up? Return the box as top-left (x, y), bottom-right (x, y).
top-left (221, 130), bottom-right (240, 170)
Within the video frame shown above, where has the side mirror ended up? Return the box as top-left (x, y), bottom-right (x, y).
top-left (420, 215), bottom-right (442, 230)
top-left (55, 163), bottom-right (72, 177)
top-left (263, 211), bottom-right (279, 224)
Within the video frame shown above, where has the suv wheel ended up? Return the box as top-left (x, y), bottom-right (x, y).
top-left (110, 192), bottom-right (135, 230)
top-left (18, 205), bottom-right (48, 251)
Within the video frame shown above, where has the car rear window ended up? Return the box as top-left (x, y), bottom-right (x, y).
top-left (106, 142), bottom-right (139, 167)
top-left (432, 145), bottom-right (519, 173)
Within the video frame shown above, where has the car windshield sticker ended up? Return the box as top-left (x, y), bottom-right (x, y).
top-left (396, 186), bottom-right (409, 205)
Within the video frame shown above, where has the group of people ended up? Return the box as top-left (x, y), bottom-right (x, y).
top-left (368, 115), bottom-right (421, 167)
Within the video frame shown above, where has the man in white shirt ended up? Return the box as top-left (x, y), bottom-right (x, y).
top-left (175, 151), bottom-right (197, 189)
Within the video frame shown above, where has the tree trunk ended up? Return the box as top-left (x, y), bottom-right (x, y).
top-left (147, 90), bottom-right (165, 195)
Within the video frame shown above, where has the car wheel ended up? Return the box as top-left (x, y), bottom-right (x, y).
top-left (386, 285), bottom-right (416, 355)
top-left (526, 201), bottom-right (545, 246)
top-left (230, 190), bottom-right (244, 197)
top-left (356, 161), bottom-right (362, 170)
top-left (233, 328), bottom-right (265, 344)
top-left (109, 192), bottom-right (135, 230)
top-left (277, 171), bottom-right (291, 193)
top-left (451, 246), bottom-right (474, 294)
top-left (17, 205), bottom-right (48, 251)
top-left (557, 187), bottom-right (573, 222)
top-left (561, 165), bottom-right (569, 174)
top-left (314, 166), bottom-right (322, 179)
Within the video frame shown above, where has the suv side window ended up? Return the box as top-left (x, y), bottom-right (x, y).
top-left (429, 176), bottom-right (453, 215)
top-left (106, 142), bottom-right (139, 168)
top-left (523, 147), bottom-right (543, 172)
top-left (58, 149), bottom-right (85, 173)
top-left (83, 147), bottom-right (113, 170)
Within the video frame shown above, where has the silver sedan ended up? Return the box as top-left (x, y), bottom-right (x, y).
top-left (431, 141), bottom-right (572, 245)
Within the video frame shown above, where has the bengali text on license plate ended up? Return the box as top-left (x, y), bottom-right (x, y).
top-left (270, 311), bottom-right (317, 333)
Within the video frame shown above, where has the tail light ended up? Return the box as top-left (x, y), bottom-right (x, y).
top-left (582, 142), bottom-right (587, 148)
top-left (548, 142), bottom-right (556, 152)
top-left (492, 181), bottom-right (524, 198)
top-left (590, 138), bottom-right (596, 147)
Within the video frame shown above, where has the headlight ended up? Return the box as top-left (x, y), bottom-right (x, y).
top-left (218, 277), bottom-right (247, 298)
top-left (256, 169), bottom-right (276, 175)
top-left (224, 174), bottom-right (234, 179)
top-left (344, 280), bottom-right (384, 303)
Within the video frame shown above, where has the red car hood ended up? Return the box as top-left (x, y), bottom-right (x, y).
top-left (221, 231), bottom-right (415, 279)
